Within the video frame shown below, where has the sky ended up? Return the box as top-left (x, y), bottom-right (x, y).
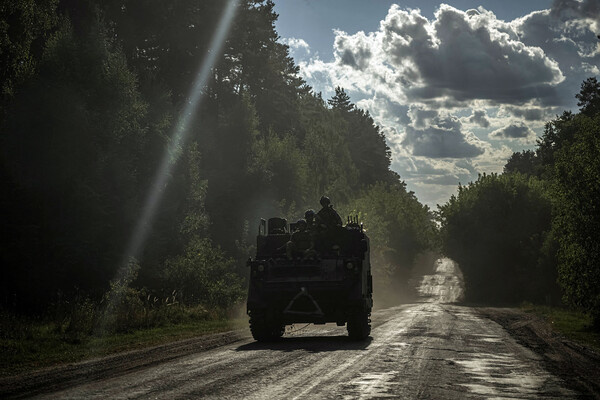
top-left (273, 0), bottom-right (600, 209)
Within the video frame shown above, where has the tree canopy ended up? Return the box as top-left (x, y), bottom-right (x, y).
top-left (438, 77), bottom-right (600, 327)
top-left (0, 0), bottom-right (436, 315)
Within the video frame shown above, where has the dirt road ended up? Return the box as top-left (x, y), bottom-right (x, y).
top-left (21, 258), bottom-right (592, 399)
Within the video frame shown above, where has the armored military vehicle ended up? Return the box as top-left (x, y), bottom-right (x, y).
top-left (246, 216), bottom-right (373, 341)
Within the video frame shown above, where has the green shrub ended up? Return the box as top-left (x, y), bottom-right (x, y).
top-left (164, 237), bottom-right (245, 308)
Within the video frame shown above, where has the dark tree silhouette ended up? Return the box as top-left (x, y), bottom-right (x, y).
top-left (504, 150), bottom-right (540, 176)
top-left (0, 0), bottom-right (435, 319)
top-left (328, 87), bottom-right (353, 112)
top-left (575, 77), bottom-right (600, 116)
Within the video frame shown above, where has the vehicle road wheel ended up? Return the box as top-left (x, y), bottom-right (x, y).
top-left (249, 313), bottom-right (285, 342)
top-left (347, 310), bottom-right (371, 340)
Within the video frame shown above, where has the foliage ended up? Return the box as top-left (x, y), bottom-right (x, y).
top-left (328, 87), bottom-right (393, 188)
top-left (440, 77), bottom-right (600, 327)
top-left (0, 307), bottom-right (238, 377)
top-left (342, 182), bottom-right (438, 304)
top-left (250, 130), bottom-right (309, 204)
top-left (551, 111), bottom-right (600, 325)
top-left (344, 182), bottom-right (436, 272)
top-left (437, 173), bottom-right (558, 304)
top-left (521, 77), bottom-right (600, 325)
top-left (1, 16), bottom-right (150, 310)
top-left (503, 149), bottom-right (540, 176)
top-left (0, 0), bottom-right (58, 109)
top-left (575, 77), bottom-right (600, 117)
top-left (163, 237), bottom-right (245, 308)
top-left (0, 0), bottom-right (434, 324)
top-left (328, 86), bottom-right (353, 113)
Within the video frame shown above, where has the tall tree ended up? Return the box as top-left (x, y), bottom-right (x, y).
top-left (0, 0), bottom-right (434, 316)
top-left (328, 87), bottom-right (353, 112)
top-left (1, 16), bottom-right (150, 310)
top-left (575, 77), bottom-right (600, 116)
top-left (551, 80), bottom-right (600, 325)
top-left (327, 88), bottom-right (393, 187)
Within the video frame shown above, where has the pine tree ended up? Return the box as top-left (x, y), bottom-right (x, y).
top-left (575, 77), bottom-right (600, 116)
top-left (328, 87), bottom-right (353, 112)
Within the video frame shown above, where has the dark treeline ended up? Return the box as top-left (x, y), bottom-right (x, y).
top-left (438, 78), bottom-right (600, 327)
top-left (1, 0), bottom-right (436, 322)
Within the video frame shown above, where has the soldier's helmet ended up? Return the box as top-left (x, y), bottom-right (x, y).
top-left (304, 209), bottom-right (315, 221)
top-left (319, 196), bottom-right (331, 207)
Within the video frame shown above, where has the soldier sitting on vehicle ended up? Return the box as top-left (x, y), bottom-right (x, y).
top-left (285, 219), bottom-right (317, 260)
top-left (304, 209), bottom-right (317, 231)
top-left (316, 196), bottom-right (343, 230)
top-left (314, 196), bottom-right (345, 254)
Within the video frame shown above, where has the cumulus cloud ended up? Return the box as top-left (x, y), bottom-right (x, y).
top-left (335, 30), bottom-right (373, 71)
top-left (356, 97), bottom-right (411, 126)
top-left (515, 9), bottom-right (598, 64)
top-left (512, 3), bottom-right (600, 106)
top-left (489, 122), bottom-right (537, 143)
top-left (328, 4), bottom-right (565, 104)
top-left (472, 144), bottom-right (514, 173)
top-left (469, 109), bottom-right (491, 127)
top-left (394, 155), bottom-right (482, 207)
top-left (403, 108), bottom-right (486, 158)
top-left (501, 105), bottom-right (552, 121)
top-left (299, 3), bottom-right (598, 109)
top-left (289, 2), bottom-right (599, 207)
top-left (582, 62), bottom-right (600, 74)
top-left (409, 107), bottom-right (440, 128)
top-left (550, 0), bottom-right (600, 32)
top-left (282, 37), bottom-right (310, 52)
top-left (281, 37), bottom-right (311, 59)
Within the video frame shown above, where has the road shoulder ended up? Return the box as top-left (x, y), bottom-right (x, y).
top-left (477, 307), bottom-right (600, 399)
top-left (0, 329), bottom-right (249, 399)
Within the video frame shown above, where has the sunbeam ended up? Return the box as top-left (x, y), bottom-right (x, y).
top-left (106, 0), bottom-right (239, 307)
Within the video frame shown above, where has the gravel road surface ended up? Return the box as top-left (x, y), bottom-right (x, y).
top-left (23, 258), bottom-right (587, 399)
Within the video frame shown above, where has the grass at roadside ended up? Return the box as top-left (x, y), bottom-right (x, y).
top-left (521, 303), bottom-right (600, 352)
top-left (0, 316), bottom-right (248, 378)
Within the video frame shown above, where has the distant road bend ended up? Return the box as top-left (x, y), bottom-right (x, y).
top-left (25, 259), bottom-right (586, 399)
